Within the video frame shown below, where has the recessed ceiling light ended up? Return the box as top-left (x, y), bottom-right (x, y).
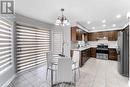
top-left (102, 20), bottom-right (106, 23)
top-left (87, 21), bottom-right (91, 24)
top-left (116, 14), bottom-right (121, 19)
top-left (112, 24), bottom-right (116, 27)
top-left (102, 24), bottom-right (106, 27)
top-left (127, 12), bottom-right (130, 18)
top-left (92, 27), bottom-right (95, 29)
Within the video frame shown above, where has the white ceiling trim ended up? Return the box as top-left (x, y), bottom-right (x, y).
top-left (77, 22), bottom-right (129, 33)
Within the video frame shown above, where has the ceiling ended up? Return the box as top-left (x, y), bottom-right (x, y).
top-left (16, 0), bottom-right (130, 31)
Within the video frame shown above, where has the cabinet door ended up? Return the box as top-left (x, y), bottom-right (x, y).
top-left (81, 50), bottom-right (86, 64)
top-left (84, 33), bottom-right (88, 41)
top-left (88, 33), bottom-right (97, 41)
top-left (86, 49), bottom-right (90, 60)
top-left (90, 48), bottom-right (96, 58)
top-left (76, 29), bottom-right (83, 41)
top-left (108, 31), bottom-right (118, 41)
top-left (92, 33), bottom-right (97, 41)
top-left (108, 48), bottom-right (117, 60)
top-left (88, 33), bottom-right (92, 41)
top-left (71, 27), bottom-right (77, 42)
top-left (87, 48), bottom-right (90, 57)
top-left (96, 32), bottom-right (104, 38)
top-left (96, 32), bottom-right (108, 39)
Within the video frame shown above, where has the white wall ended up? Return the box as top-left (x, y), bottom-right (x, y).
top-left (16, 13), bottom-right (54, 30)
top-left (63, 26), bottom-right (71, 57)
top-left (52, 25), bottom-right (71, 57)
top-left (51, 26), bottom-right (63, 53)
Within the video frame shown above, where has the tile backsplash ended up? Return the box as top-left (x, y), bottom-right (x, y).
top-left (71, 40), bottom-right (117, 48)
top-left (88, 40), bottom-right (117, 48)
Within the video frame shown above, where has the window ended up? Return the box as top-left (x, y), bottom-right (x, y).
top-left (52, 30), bottom-right (63, 53)
top-left (16, 24), bottom-right (50, 72)
top-left (0, 18), bottom-right (12, 71)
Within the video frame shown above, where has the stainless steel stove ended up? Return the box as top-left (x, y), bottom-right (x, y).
top-left (96, 44), bottom-right (108, 60)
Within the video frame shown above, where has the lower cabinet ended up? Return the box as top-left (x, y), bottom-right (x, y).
top-left (71, 48), bottom-right (117, 67)
top-left (90, 48), bottom-right (96, 58)
top-left (108, 48), bottom-right (117, 60)
top-left (80, 49), bottom-right (90, 67)
top-left (71, 49), bottom-right (90, 67)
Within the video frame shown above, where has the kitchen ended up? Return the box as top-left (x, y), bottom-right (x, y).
top-left (0, 0), bottom-right (130, 87)
top-left (70, 25), bottom-right (129, 76)
top-left (71, 26), bottom-right (118, 64)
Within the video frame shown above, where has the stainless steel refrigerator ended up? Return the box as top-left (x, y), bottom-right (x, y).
top-left (117, 27), bottom-right (129, 77)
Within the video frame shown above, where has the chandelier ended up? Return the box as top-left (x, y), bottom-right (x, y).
top-left (55, 8), bottom-right (70, 26)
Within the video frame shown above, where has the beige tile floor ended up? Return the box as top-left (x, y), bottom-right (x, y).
top-left (8, 58), bottom-right (128, 87)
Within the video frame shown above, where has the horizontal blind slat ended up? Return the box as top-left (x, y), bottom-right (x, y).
top-left (16, 24), bottom-right (50, 73)
top-left (0, 18), bottom-right (12, 72)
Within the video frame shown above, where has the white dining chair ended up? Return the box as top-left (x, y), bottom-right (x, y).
top-left (72, 51), bottom-right (80, 78)
top-left (46, 52), bottom-right (58, 80)
top-left (56, 58), bottom-right (76, 87)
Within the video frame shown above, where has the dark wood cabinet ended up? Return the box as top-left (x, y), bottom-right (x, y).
top-left (88, 31), bottom-right (118, 41)
top-left (86, 49), bottom-right (90, 59)
top-left (90, 48), bottom-right (96, 58)
top-left (76, 29), bottom-right (82, 41)
top-left (71, 26), bottom-right (88, 42)
top-left (88, 33), bottom-right (97, 41)
top-left (71, 27), bottom-right (77, 42)
top-left (108, 31), bottom-right (118, 41)
top-left (108, 48), bottom-right (117, 60)
top-left (81, 50), bottom-right (87, 66)
top-left (96, 32), bottom-right (108, 39)
top-left (71, 48), bottom-right (90, 67)
top-left (80, 49), bottom-right (90, 67)
top-left (71, 26), bottom-right (83, 42)
top-left (84, 33), bottom-right (88, 41)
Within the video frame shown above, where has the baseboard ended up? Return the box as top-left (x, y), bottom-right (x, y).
top-left (2, 74), bottom-right (16, 87)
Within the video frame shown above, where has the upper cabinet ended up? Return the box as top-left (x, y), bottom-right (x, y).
top-left (71, 27), bottom-right (77, 42)
top-left (96, 32), bottom-right (108, 39)
top-left (71, 26), bottom-right (87, 42)
top-left (76, 29), bottom-right (82, 41)
top-left (84, 33), bottom-right (88, 41)
top-left (88, 31), bottom-right (118, 41)
top-left (108, 31), bottom-right (118, 41)
top-left (88, 33), bottom-right (97, 41)
top-left (71, 26), bottom-right (118, 41)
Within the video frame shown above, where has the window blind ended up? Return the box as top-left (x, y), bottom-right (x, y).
top-left (16, 25), bottom-right (50, 72)
top-left (52, 30), bottom-right (63, 53)
top-left (51, 30), bottom-right (63, 61)
top-left (0, 18), bottom-right (12, 71)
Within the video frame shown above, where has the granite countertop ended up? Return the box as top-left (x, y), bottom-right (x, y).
top-left (71, 45), bottom-right (97, 51)
top-left (71, 45), bottom-right (117, 51)
top-left (108, 46), bottom-right (118, 49)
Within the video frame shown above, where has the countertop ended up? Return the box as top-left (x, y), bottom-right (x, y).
top-left (71, 45), bottom-right (117, 51)
top-left (71, 45), bottom-right (96, 51)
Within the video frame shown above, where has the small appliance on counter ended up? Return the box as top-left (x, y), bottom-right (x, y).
top-left (96, 44), bottom-right (108, 60)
